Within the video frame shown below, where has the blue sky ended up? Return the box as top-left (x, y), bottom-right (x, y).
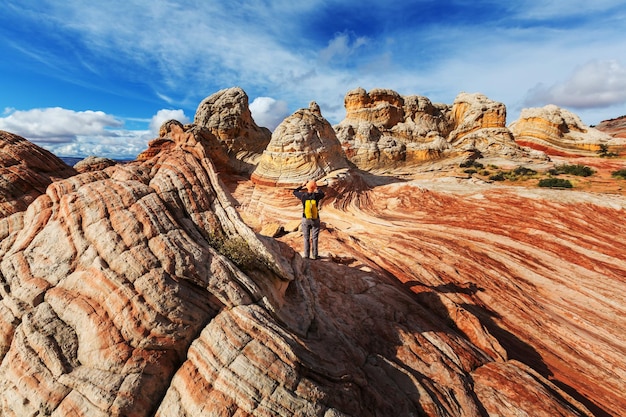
top-left (1, 0), bottom-right (625, 159)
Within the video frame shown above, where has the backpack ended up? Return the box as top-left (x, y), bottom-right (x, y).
top-left (304, 198), bottom-right (318, 219)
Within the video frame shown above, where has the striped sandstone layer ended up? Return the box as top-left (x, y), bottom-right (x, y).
top-left (510, 105), bottom-right (626, 156)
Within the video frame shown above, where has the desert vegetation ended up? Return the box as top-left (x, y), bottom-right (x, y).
top-left (460, 161), bottom-right (602, 189)
top-left (612, 169), bottom-right (626, 179)
top-left (538, 178), bottom-right (573, 188)
top-left (598, 143), bottom-right (619, 157)
top-left (549, 164), bottom-right (595, 177)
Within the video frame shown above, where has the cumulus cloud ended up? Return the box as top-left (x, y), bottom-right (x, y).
top-left (0, 107), bottom-right (169, 159)
top-left (149, 109), bottom-right (190, 135)
top-left (524, 60), bottom-right (626, 109)
top-left (0, 107), bottom-right (123, 143)
top-left (249, 97), bottom-right (290, 131)
top-left (43, 130), bottom-right (152, 160)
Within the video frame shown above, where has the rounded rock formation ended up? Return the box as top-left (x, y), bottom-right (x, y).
top-left (510, 104), bottom-right (626, 156)
top-left (250, 102), bottom-right (350, 187)
top-left (446, 92), bottom-right (522, 158)
top-left (137, 119), bottom-right (230, 169)
top-left (73, 156), bottom-right (117, 173)
top-left (194, 87), bottom-right (272, 172)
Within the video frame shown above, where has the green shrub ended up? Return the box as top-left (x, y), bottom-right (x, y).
top-left (489, 173), bottom-right (505, 181)
top-left (553, 164), bottom-right (595, 177)
top-left (598, 144), bottom-right (618, 157)
top-left (460, 160), bottom-right (484, 169)
top-left (220, 236), bottom-right (256, 269)
top-left (612, 169), bottom-right (626, 179)
top-left (208, 233), bottom-right (257, 270)
top-left (513, 166), bottom-right (537, 176)
top-left (538, 178), bottom-right (573, 188)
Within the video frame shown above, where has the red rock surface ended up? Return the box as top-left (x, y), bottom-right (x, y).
top-left (0, 130), bottom-right (77, 216)
top-left (595, 115), bottom-right (626, 139)
top-left (234, 171), bottom-right (626, 417)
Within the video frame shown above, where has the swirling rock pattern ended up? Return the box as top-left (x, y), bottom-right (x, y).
top-left (238, 174), bottom-right (625, 417)
top-left (0, 130), bottom-right (292, 416)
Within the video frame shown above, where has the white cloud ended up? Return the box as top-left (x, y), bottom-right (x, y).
top-left (0, 107), bottom-right (122, 142)
top-left (513, 0), bottom-right (626, 19)
top-left (249, 97), bottom-right (290, 131)
top-left (3, 0), bottom-right (626, 137)
top-left (524, 60), bottom-right (626, 109)
top-left (0, 107), bottom-right (154, 159)
top-left (318, 32), bottom-right (369, 65)
top-left (45, 130), bottom-right (152, 160)
top-left (149, 109), bottom-right (190, 136)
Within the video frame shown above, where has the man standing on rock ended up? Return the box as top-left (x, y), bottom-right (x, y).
top-left (293, 180), bottom-right (325, 260)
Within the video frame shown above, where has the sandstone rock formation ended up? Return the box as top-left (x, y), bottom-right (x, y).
top-left (510, 105), bottom-right (626, 156)
top-left (137, 119), bottom-right (230, 169)
top-left (236, 173), bottom-right (626, 417)
top-left (335, 88), bottom-right (450, 171)
top-left (448, 92), bottom-right (522, 157)
top-left (73, 155), bottom-right (118, 173)
top-left (595, 114), bottom-right (626, 139)
top-left (250, 102), bottom-right (350, 187)
top-left (194, 87), bottom-right (272, 173)
top-left (335, 88), bottom-right (530, 172)
top-left (0, 124), bottom-right (292, 416)
top-left (0, 130), bottom-right (77, 217)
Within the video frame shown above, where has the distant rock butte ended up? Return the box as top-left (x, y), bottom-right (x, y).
top-left (336, 88), bottom-right (532, 172)
top-left (251, 101), bottom-right (350, 187)
top-left (510, 105), bottom-right (626, 156)
top-left (448, 92), bottom-right (522, 157)
top-left (0, 130), bottom-right (77, 217)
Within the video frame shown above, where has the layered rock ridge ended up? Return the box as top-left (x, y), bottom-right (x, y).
top-left (509, 105), bottom-right (626, 156)
top-left (0, 127), bottom-right (295, 416)
top-left (0, 130), bottom-right (77, 217)
top-left (251, 101), bottom-right (350, 187)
